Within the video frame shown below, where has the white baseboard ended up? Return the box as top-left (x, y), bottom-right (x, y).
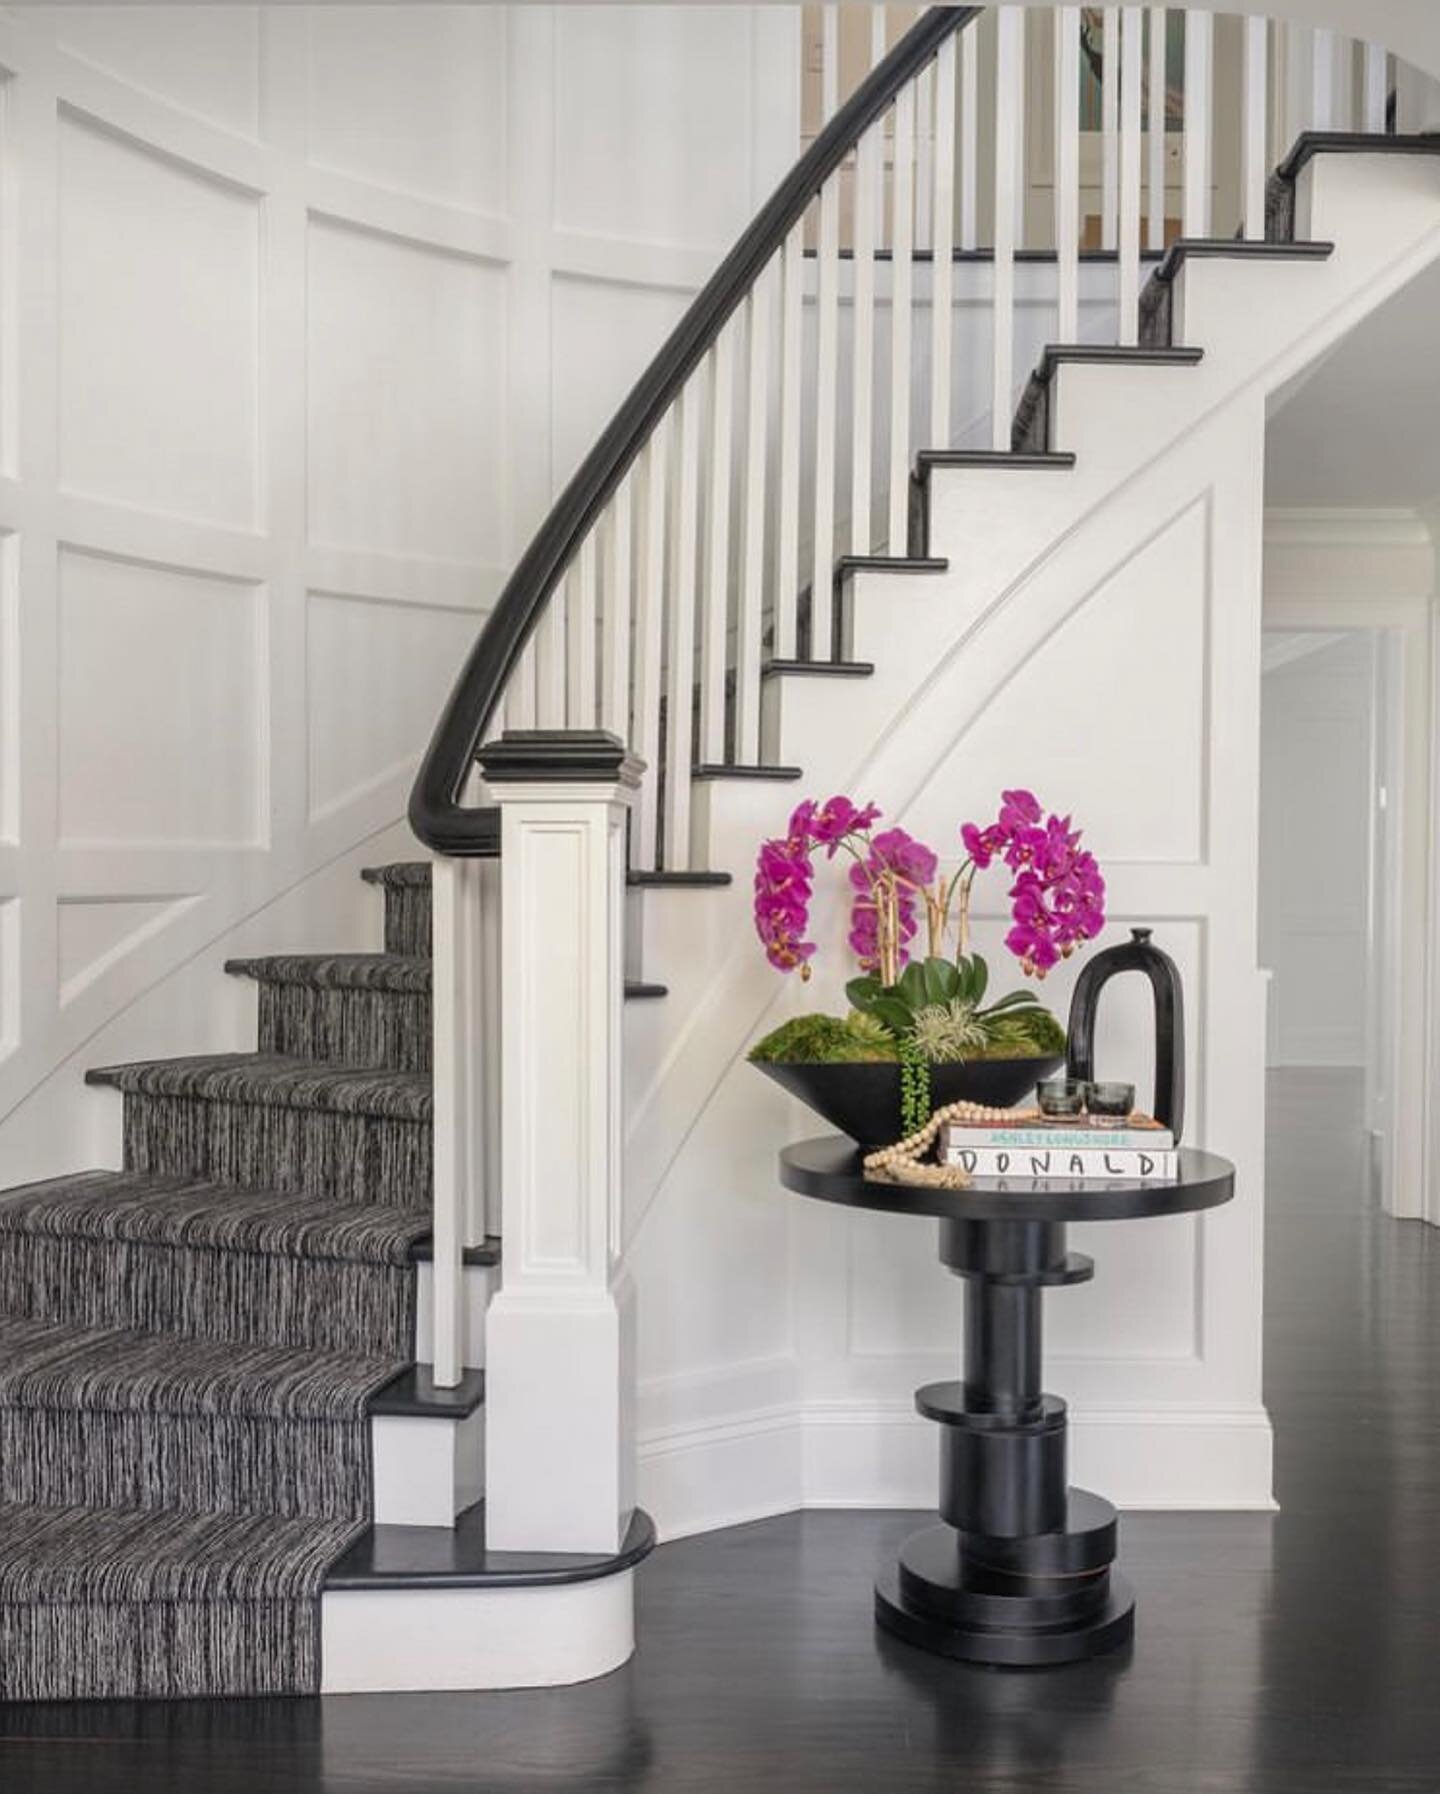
top-left (321, 1572), bottom-right (636, 1693)
top-left (638, 1401), bottom-right (1275, 1539)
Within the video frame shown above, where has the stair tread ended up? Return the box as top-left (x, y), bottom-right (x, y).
top-left (0, 1168), bottom-right (432, 1265)
top-left (0, 1500), bottom-right (363, 1603)
top-left (86, 1053), bottom-right (433, 1122)
top-left (228, 952), bottom-right (430, 993)
top-left (228, 952), bottom-right (663, 1003)
top-left (361, 861), bottom-right (432, 888)
top-left (325, 1500), bottom-right (656, 1592)
top-left (0, 1312), bottom-right (404, 1420)
top-left (362, 860), bottom-right (731, 891)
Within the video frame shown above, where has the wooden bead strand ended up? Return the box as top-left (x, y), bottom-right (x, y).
top-left (864, 1100), bottom-right (1042, 1189)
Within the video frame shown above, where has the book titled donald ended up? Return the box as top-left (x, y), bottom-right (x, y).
top-left (941, 1115), bottom-right (1178, 1181)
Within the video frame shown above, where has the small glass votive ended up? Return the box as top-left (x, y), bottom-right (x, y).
top-left (1037, 1077), bottom-right (1087, 1117)
top-left (1085, 1081), bottom-right (1136, 1126)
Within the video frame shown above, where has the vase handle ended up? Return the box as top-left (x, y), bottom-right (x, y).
top-left (1065, 927), bottom-right (1185, 1141)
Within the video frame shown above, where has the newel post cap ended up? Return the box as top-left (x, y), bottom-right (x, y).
top-left (477, 729), bottom-right (645, 790)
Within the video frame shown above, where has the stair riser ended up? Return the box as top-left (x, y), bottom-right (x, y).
top-left (383, 885), bottom-right (431, 958)
top-left (0, 1410), bottom-right (372, 1521)
top-left (122, 1094), bottom-right (432, 1208)
top-left (258, 983), bottom-right (431, 1074)
top-left (0, 1233), bottom-right (417, 1357)
top-left (0, 1597), bottom-right (320, 1702)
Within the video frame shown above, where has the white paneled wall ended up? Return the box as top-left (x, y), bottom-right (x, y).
top-left (0, 5), bottom-right (800, 1179)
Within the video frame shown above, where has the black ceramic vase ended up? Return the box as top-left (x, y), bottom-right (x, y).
top-left (1065, 926), bottom-right (1185, 1139)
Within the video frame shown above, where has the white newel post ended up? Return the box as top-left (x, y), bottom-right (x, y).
top-left (476, 729), bottom-right (641, 1554)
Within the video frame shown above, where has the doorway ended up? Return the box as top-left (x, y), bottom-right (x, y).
top-left (1259, 626), bottom-right (1404, 1211)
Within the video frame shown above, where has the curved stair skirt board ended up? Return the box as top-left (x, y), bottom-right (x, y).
top-left (320, 1568), bottom-right (638, 1693)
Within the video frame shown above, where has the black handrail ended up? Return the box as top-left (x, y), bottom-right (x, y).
top-left (409, 5), bottom-right (982, 855)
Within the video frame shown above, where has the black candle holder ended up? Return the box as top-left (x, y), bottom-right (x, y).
top-left (1065, 927), bottom-right (1185, 1141)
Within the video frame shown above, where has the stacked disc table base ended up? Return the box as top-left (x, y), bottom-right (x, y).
top-left (873, 1216), bottom-right (1134, 1666)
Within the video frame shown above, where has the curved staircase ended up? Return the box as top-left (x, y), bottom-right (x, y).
top-left (2, 2), bottom-right (1439, 1698)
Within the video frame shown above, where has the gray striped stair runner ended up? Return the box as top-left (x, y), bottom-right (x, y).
top-left (0, 862), bottom-right (441, 1699)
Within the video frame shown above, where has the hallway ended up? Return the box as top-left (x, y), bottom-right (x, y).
top-left (0, 1067), bottom-right (1436, 1792)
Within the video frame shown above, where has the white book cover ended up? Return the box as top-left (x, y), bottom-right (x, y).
top-left (945, 1145), bottom-right (1179, 1181)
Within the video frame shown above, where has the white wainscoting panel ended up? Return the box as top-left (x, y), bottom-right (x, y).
top-left (305, 218), bottom-right (506, 564)
top-left (552, 6), bottom-right (763, 252)
top-left (51, 6), bottom-right (261, 139)
top-left (56, 549), bottom-right (264, 848)
top-left (304, 7), bottom-right (507, 211)
top-left (57, 111), bottom-right (260, 528)
top-left (305, 589), bottom-right (485, 822)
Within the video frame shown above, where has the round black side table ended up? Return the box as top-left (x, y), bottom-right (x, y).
top-left (779, 1138), bottom-right (1235, 1667)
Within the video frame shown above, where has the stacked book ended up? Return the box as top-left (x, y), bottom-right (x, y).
top-left (940, 1115), bottom-right (1177, 1182)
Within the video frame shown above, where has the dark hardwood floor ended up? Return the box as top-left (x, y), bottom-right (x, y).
top-left (3, 1065), bottom-right (1437, 1792)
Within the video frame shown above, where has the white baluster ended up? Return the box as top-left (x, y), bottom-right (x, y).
top-left (1118, 7), bottom-right (1143, 345)
top-left (1310, 27), bottom-right (1336, 131)
top-left (930, 32), bottom-right (957, 454)
top-left (1183, 8), bottom-right (1213, 238)
top-left (1055, 6), bottom-right (1081, 342)
top-left (567, 530), bottom-right (598, 728)
top-left (737, 266), bottom-right (771, 752)
top-left (505, 636), bottom-right (536, 732)
top-left (535, 584), bottom-right (565, 725)
top-left (431, 856), bottom-right (484, 1385)
top-left (1147, 7), bottom-right (1167, 252)
top-left (601, 477), bottom-right (632, 739)
top-left (810, 7), bottom-right (840, 663)
top-left (700, 331), bottom-right (734, 764)
top-left (1102, 5), bottom-right (1120, 251)
top-left (991, 6), bottom-right (1021, 451)
top-left (914, 62), bottom-right (934, 258)
top-left (959, 23), bottom-right (978, 250)
top-left (1242, 16), bottom-right (1269, 241)
top-left (632, 419), bottom-right (668, 867)
top-left (664, 378), bottom-right (701, 870)
top-left (1363, 43), bottom-right (1389, 134)
top-left (774, 224), bottom-right (803, 660)
top-left (888, 80), bottom-right (916, 550)
top-left (851, 111), bottom-right (879, 555)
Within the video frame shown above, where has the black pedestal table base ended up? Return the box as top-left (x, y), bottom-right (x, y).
top-left (778, 1139), bottom-right (1235, 1669)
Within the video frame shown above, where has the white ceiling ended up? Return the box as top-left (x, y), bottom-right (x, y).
top-left (1264, 255), bottom-right (1440, 512)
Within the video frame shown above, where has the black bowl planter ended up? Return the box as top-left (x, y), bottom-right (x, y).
top-left (755, 1055), bottom-right (1065, 1150)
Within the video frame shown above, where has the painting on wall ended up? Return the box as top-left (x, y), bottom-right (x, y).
top-left (1079, 7), bottom-right (1186, 130)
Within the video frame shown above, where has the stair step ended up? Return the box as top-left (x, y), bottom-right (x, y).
top-left (88, 1053), bottom-right (432, 1121)
top-left (916, 449), bottom-right (1077, 471)
top-left (1138, 238), bottom-right (1334, 347)
top-left (835, 554), bottom-right (948, 586)
top-left (0, 1313), bottom-right (402, 1521)
top-left (229, 952), bottom-right (432, 1074)
top-left (87, 1054), bottom-right (433, 1206)
top-left (325, 1498), bottom-right (656, 1592)
top-left (1012, 344), bottom-right (1205, 453)
top-left (762, 658), bottom-right (875, 679)
top-left (692, 763), bottom-right (804, 781)
top-left (370, 1364), bottom-right (486, 1419)
top-left (365, 861), bottom-right (734, 891)
top-left (0, 1169), bottom-right (431, 1354)
top-left (0, 1501), bottom-right (362, 1700)
top-left (627, 868), bottom-right (733, 888)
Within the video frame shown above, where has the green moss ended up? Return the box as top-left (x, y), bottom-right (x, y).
top-left (748, 1013), bottom-right (900, 1065)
